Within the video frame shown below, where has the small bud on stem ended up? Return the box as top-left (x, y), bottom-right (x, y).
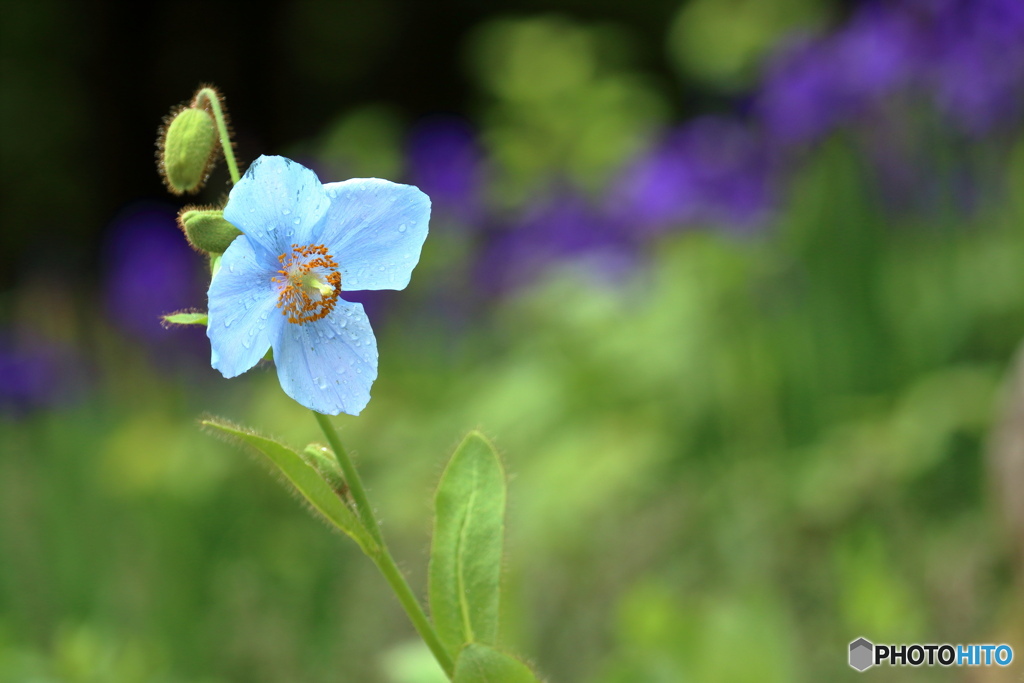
top-left (156, 85), bottom-right (240, 195)
top-left (158, 106), bottom-right (219, 194)
top-left (178, 207), bottom-right (242, 253)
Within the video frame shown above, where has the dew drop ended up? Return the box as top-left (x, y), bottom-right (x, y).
top-left (242, 338), bottom-right (251, 349)
top-left (293, 218), bottom-right (300, 225)
top-left (282, 208), bottom-right (291, 215)
top-left (398, 224), bottom-right (407, 233)
top-left (249, 208), bottom-right (256, 213)
top-left (224, 319), bottom-right (233, 328)
top-left (378, 266), bottom-right (385, 272)
top-left (315, 376), bottom-right (327, 389)
top-left (267, 224), bottom-right (276, 231)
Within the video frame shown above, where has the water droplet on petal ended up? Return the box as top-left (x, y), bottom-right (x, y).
top-left (293, 218), bottom-right (300, 225)
top-left (282, 208), bottom-right (291, 215)
top-left (249, 208), bottom-right (256, 213)
top-left (315, 376), bottom-right (327, 389)
top-left (398, 224), bottom-right (407, 233)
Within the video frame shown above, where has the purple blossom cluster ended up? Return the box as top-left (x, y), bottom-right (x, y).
top-left (401, 0), bottom-right (1024, 299)
top-left (759, 0), bottom-right (1024, 141)
top-left (0, 335), bottom-right (85, 416)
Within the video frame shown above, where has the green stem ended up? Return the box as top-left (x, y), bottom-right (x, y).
top-left (313, 411), bottom-right (455, 678)
top-left (374, 551), bottom-right (456, 678)
top-left (195, 87), bottom-right (241, 185)
top-left (313, 412), bottom-right (383, 547)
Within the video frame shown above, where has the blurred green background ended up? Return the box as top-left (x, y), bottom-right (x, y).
top-left (2, 0), bottom-right (1023, 681)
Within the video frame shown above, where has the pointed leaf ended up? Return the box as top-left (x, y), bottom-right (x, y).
top-left (453, 644), bottom-right (541, 683)
top-left (202, 418), bottom-right (374, 552)
top-left (429, 431), bottom-right (506, 656)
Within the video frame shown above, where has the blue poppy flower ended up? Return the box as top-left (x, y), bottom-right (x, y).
top-left (209, 155), bottom-right (430, 415)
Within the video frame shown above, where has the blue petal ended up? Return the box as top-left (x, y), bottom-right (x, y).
top-left (316, 179), bottom-right (430, 291)
top-left (223, 156), bottom-right (330, 257)
top-left (207, 236), bottom-right (282, 378)
top-left (272, 301), bottom-right (378, 415)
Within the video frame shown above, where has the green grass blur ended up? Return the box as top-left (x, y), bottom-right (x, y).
top-left (2, 2), bottom-right (1023, 682)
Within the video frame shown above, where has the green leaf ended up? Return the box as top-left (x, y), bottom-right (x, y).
top-left (453, 644), bottom-right (541, 683)
top-left (202, 418), bottom-right (374, 553)
top-left (162, 311), bottom-right (208, 326)
top-left (429, 431), bottom-right (506, 656)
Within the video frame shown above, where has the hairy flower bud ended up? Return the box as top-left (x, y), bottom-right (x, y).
top-left (301, 443), bottom-right (349, 497)
top-left (177, 207), bottom-right (242, 253)
top-left (158, 106), bottom-right (219, 194)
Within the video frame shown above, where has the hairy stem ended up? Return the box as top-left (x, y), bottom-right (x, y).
top-left (195, 87), bottom-right (240, 185)
top-left (313, 411), bottom-right (455, 678)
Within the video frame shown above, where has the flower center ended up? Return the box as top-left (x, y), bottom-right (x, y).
top-left (271, 243), bottom-right (342, 324)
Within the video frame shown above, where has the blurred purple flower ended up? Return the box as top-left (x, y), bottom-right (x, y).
top-left (609, 117), bottom-right (775, 232)
top-left (477, 192), bottom-right (635, 295)
top-left (102, 203), bottom-right (206, 353)
top-left (757, 0), bottom-right (1024, 142)
top-left (833, 4), bottom-right (925, 99)
top-left (925, 0), bottom-right (1024, 133)
top-left (756, 36), bottom-right (849, 145)
top-left (407, 116), bottom-right (486, 225)
top-left (0, 335), bottom-right (84, 416)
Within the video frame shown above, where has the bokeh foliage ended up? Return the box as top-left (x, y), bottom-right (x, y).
top-left (2, 1), bottom-right (1023, 682)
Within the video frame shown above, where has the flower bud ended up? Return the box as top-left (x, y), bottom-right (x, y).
top-left (177, 207), bottom-right (242, 253)
top-left (158, 106), bottom-right (219, 194)
top-left (301, 443), bottom-right (348, 497)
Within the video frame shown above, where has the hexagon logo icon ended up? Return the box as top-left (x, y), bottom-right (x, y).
top-left (849, 637), bottom-right (874, 671)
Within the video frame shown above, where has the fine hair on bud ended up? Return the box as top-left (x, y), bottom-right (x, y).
top-left (156, 93), bottom-right (221, 195)
top-left (177, 205), bottom-right (242, 253)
